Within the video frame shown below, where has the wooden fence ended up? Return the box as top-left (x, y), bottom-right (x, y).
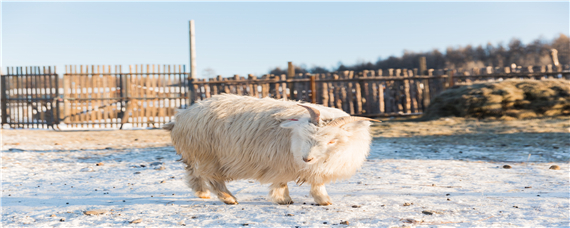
top-left (190, 71), bottom-right (448, 116)
top-left (1, 63), bottom-right (568, 129)
top-left (62, 64), bottom-right (188, 129)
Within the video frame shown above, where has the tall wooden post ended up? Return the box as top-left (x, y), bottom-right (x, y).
top-left (419, 56), bottom-right (427, 75)
top-left (309, 75), bottom-right (316, 103)
top-left (1, 73), bottom-right (7, 126)
top-left (188, 20), bottom-right (197, 105)
top-left (447, 70), bottom-right (454, 88)
top-left (287, 62), bottom-right (295, 100)
top-left (550, 49), bottom-right (560, 71)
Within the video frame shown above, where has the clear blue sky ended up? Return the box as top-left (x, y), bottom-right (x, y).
top-left (2, 1), bottom-right (568, 77)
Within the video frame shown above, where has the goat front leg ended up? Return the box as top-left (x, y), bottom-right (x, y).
top-left (310, 183), bottom-right (332, 206)
top-left (269, 183), bottom-right (294, 205)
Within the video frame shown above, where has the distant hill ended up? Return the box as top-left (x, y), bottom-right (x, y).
top-left (269, 34), bottom-right (569, 74)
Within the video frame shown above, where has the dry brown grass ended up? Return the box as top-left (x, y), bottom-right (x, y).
top-left (2, 116), bottom-right (568, 151)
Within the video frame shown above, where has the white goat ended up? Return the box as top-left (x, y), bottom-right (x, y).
top-left (163, 94), bottom-right (377, 205)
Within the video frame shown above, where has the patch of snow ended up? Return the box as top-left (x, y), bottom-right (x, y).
top-left (2, 145), bottom-right (568, 227)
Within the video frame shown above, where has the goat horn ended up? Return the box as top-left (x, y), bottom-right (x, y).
top-left (298, 104), bottom-right (320, 125)
top-left (327, 116), bottom-right (381, 127)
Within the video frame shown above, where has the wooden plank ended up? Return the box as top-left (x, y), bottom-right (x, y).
top-left (361, 70), bottom-right (370, 114)
top-left (309, 75), bottom-right (316, 103)
top-left (404, 78), bottom-right (411, 113)
top-left (36, 67), bottom-right (43, 128)
top-left (280, 74), bottom-right (287, 100)
top-left (90, 65), bottom-right (96, 127)
top-left (273, 75), bottom-right (281, 99)
top-left (423, 79), bottom-right (430, 110)
top-left (32, 67), bottom-right (39, 128)
top-left (327, 73), bottom-right (334, 107)
top-left (261, 74), bottom-right (269, 98)
top-left (134, 64), bottom-right (140, 127)
top-left (149, 64), bottom-right (155, 127)
top-left (347, 71), bottom-right (355, 114)
top-left (10, 68), bottom-right (17, 128)
top-left (101, 65), bottom-right (108, 128)
top-left (24, 67), bottom-right (31, 128)
top-left (165, 66), bottom-right (172, 123)
top-left (156, 65), bottom-right (162, 125)
top-left (77, 65), bottom-right (83, 128)
top-left (355, 73), bottom-right (362, 114)
top-left (234, 75), bottom-right (241, 95)
top-left (144, 64), bottom-right (150, 127)
top-left (71, 65), bottom-right (77, 128)
top-left (321, 74), bottom-right (329, 107)
top-left (384, 80), bottom-right (392, 113)
top-left (378, 80), bottom-right (385, 113)
top-left (333, 73), bottom-right (341, 109)
top-left (113, 65), bottom-right (120, 127)
top-left (96, 65), bottom-right (103, 126)
top-left (63, 66), bottom-right (69, 125)
top-left (131, 65), bottom-right (136, 127)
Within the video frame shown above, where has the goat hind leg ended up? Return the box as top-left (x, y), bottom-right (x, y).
top-left (269, 183), bottom-right (293, 205)
top-left (207, 179), bottom-right (238, 205)
top-left (184, 164), bottom-right (211, 199)
top-left (186, 175), bottom-right (211, 199)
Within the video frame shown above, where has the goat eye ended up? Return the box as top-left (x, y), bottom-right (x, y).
top-left (328, 140), bottom-right (336, 145)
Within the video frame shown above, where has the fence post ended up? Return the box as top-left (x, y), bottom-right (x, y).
top-left (188, 20), bottom-right (197, 105)
top-left (51, 66), bottom-right (60, 127)
top-left (1, 73), bottom-right (7, 126)
top-left (419, 56), bottom-right (427, 75)
top-left (550, 49), bottom-right (560, 70)
top-left (309, 75), bottom-right (316, 103)
top-left (120, 65), bottom-right (131, 129)
top-left (287, 62), bottom-right (295, 100)
top-left (448, 70), bottom-right (454, 88)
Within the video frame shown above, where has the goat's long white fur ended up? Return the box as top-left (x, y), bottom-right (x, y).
top-left (165, 94), bottom-right (373, 205)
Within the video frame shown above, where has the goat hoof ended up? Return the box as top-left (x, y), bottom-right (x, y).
top-left (223, 201), bottom-right (239, 205)
top-left (196, 191), bottom-right (211, 199)
top-left (277, 200), bottom-right (294, 205)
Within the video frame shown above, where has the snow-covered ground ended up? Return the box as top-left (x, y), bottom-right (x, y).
top-left (2, 141), bottom-right (568, 227)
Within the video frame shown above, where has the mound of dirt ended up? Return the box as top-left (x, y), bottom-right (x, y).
top-left (421, 79), bottom-right (570, 120)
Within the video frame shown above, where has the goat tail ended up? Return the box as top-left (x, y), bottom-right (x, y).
top-left (162, 122), bottom-right (175, 131)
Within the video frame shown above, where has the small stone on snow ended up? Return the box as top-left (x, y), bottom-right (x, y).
top-left (422, 210), bottom-right (442, 215)
top-left (130, 218), bottom-right (143, 224)
top-left (549, 165), bottom-right (560, 170)
top-left (84, 209), bottom-right (107, 215)
top-left (150, 162), bottom-right (163, 166)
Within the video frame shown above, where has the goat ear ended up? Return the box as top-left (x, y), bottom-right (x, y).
top-left (339, 120), bottom-right (371, 132)
top-left (280, 119), bottom-right (302, 129)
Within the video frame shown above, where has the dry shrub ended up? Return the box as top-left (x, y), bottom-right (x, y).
top-left (421, 79), bottom-right (570, 120)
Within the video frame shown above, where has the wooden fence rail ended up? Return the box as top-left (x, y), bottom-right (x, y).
top-left (1, 64), bottom-right (569, 129)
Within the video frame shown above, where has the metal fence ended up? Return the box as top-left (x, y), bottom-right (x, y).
top-left (1, 66), bottom-right (60, 129)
